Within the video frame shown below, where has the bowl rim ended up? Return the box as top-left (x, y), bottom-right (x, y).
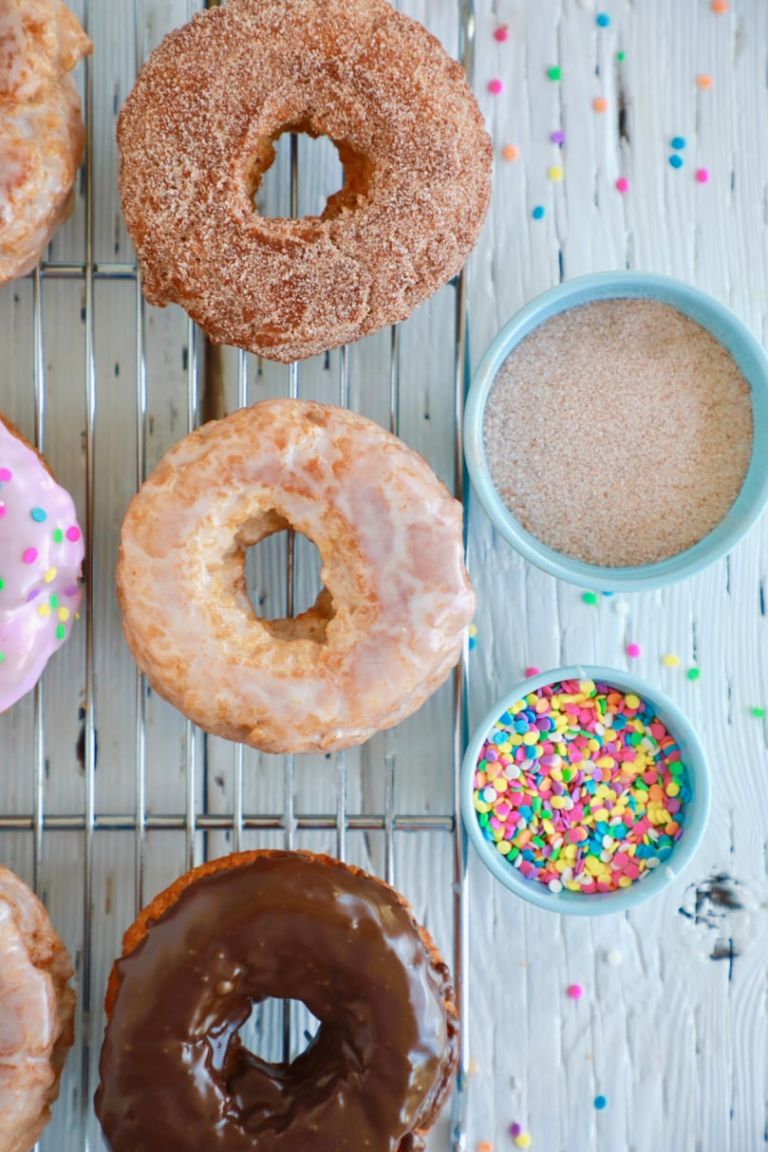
top-left (461, 664), bottom-right (712, 915)
top-left (464, 270), bottom-right (768, 591)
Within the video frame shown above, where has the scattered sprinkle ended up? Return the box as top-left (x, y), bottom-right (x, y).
top-left (532, 205), bottom-right (546, 220)
top-left (0, 652), bottom-right (5, 663)
top-left (469, 624), bottom-right (478, 652)
top-left (66, 526), bottom-right (81, 543)
top-left (695, 167), bottom-right (710, 184)
top-left (514, 1134), bottom-right (532, 1149)
top-left (53, 528), bottom-right (64, 543)
top-left (582, 591), bottom-right (599, 606)
top-left (548, 165), bottom-right (564, 182)
top-left (687, 666), bottom-right (701, 681)
top-left (616, 50), bottom-right (626, 62)
top-left (594, 1095), bottom-right (608, 1111)
top-left (550, 130), bottom-right (565, 145)
top-left (468, 1059), bottom-right (480, 1076)
top-left (669, 154), bottom-right (684, 169)
top-left (593, 96), bottom-right (609, 113)
top-left (488, 78), bottom-right (504, 95)
top-left (615, 176), bottom-right (630, 194)
top-left (614, 600), bottom-right (630, 617)
top-left (22, 547), bottom-right (38, 564)
top-left (525, 666), bottom-right (541, 678)
top-left (606, 948), bottom-right (622, 965)
top-left (476, 1143), bottom-right (494, 1152)
top-left (493, 24), bottom-right (509, 42)
top-left (662, 653), bottom-right (680, 668)
top-left (626, 643), bottom-right (641, 659)
top-left (566, 983), bottom-right (584, 1000)
top-left (596, 13), bottom-right (611, 27)
top-left (751, 706), bottom-right (766, 719)
top-left (502, 144), bottom-right (520, 162)
top-left (509, 1124), bottom-right (522, 1139)
top-left (30, 507), bottom-right (47, 523)
top-left (697, 73), bottom-right (713, 90)
top-left (471, 679), bottom-right (690, 895)
top-left (671, 136), bottom-right (687, 150)
top-left (711, 0), bottom-right (728, 11)
top-left (547, 66), bottom-right (562, 81)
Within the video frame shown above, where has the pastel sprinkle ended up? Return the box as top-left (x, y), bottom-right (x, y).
top-left (626, 643), bottom-right (641, 659)
top-left (525, 666), bottom-right (541, 678)
top-left (471, 679), bottom-right (690, 896)
top-left (43, 567), bottom-right (57, 584)
top-left (22, 547), bottom-right (38, 564)
top-left (550, 130), bottom-right (565, 145)
top-left (582, 591), bottom-right (599, 606)
top-left (53, 528), bottom-right (64, 543)
top-left (669, 154), bottom-right (684, 169)
top-left (502, 144), bottom-right (520, 162)
top-left (548, 165), bottom-right (564, 182)
top-left (566, 983), bottom-right (584, 1000)
top-left (616, 50), bottom-right (626, 62)
top-left (662, 653), bottom-right (680, 667)
top-left (593, 96), bottom-right (608, 113)
top-left (514, 1135), bottom-right (532, 1150)
top-left (0, 468), bottom-right (11, 482)
top-left (614, 600), bottom-right (630, 616)
top-left (547, 66), bottom-right (562, 81)
top-left (697, 74), bottom-right (713, 90)
top-left (469, 624), bottom-right (478, 652)
top-left (57, 607), bottom-right (70, 622)
top-left (711, 0), bottom-right (728, 11)
top-left (532, 205), bottom-right (546, 220)
top-left (37, 604), bottom-right (51, 618)
top-left (493, 25), bottom-right (509, 42)
top-left (0, 503), bottom-right (5, 518)
top-left (0, 652), bottom-right (5, 663)
top-left (64, 585), bottom-right (79, 597)
top-left (594, 1095), bottom-right (608, 1111)
top-left (509, 1124), bottom-right (521, 1139)
top-left (476, 1143), bottom-right (493, 1152)
top-left (671, 136), bottom-right (687, 150)
top-left (615, 176), bottom-right (630, 194)
top-left (30, 507), bottom-right (47, 522)
top-left (596, 13), bottom-right (611, 27)
top-left (695, 167), bottom-right (710, 184)
top-left (606, 948), bottom-right (622, 966)
top-left (56, 624), bottom-right (66, 641)
top-left (0, 578), bottom-right (3, 590)
top-left (687, 666), bottom-right (701, 681)
top-left (66, 526), bottom-right (81, 542)
top-left (751, 707), bottom-right (766, 719)
top-left (488, 78), bottom-right (504, 95)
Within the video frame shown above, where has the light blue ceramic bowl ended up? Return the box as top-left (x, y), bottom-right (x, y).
top-left (461, 665), bottom-right (711, 915)
top-left (464, 272), bottom-right (768, 591)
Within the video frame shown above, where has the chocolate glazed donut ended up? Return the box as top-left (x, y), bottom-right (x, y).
top-left (95, 851), bottom-right (459, 1151)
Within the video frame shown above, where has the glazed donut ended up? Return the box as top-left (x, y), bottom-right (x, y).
top-left (117, 399), bottom-right (474, 754)
top-left (95, 850), bottom-right (458, 1152)
top-left (0, 0), bottom-right (92, 284)
top-left (0, 416), bottom-right (84, 714)
top-left (0, 865), bottom-right (75, 1152)
top-left (117, 0), bottom-right (492, 362)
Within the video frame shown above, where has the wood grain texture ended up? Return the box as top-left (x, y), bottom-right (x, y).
top-left (0, 2), bottom-right (766, 1151)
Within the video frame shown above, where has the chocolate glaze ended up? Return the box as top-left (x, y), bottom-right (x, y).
top-left (95, 851), bottom-right (458, 1151)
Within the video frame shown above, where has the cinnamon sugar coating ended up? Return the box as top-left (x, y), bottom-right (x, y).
top-left (117, 0), bottom-right (492, 362)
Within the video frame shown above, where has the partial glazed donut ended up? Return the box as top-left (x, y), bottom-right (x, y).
top-left (0, 866), bottom-right (75, 1152)
top-left (0, 0), bottom-right (92, 284)
top-left (117, 399), bottom-right (474, 754)
top-left (95, 850), bottom-right (458, 1152)
top-left (0, 416), bottom-right (84, 714)
top-left (117, 0), bottom-right (492, 362)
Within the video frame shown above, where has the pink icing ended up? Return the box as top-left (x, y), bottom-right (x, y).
top-left (0, 418), bottom-right (84, 712)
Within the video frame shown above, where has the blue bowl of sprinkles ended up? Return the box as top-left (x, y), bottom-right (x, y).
top-left (461, 665), bottom-right (711, 915)
top-left (464, 271), bottom-right (768, 591)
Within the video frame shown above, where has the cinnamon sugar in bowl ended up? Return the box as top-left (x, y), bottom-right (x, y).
top-left (464, 273), bottom-right (768, 591)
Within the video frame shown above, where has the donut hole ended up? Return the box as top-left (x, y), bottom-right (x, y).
top-left (246, 123), bottom-right (372, 221)
top-left (238, 997), bottom-right (321, 1064)
top-left (241, 522), bottom-right (334, 642)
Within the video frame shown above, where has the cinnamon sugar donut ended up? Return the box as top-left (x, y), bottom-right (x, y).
top-left (0, 0), bottom-right (92, 285)
top-left (0, 866), bottom-right (75, 1152)
top-left (117, 0), bottom-right (492, 363)
top-left (95, 850), bottom-right (458, 1152)
top-left (116, 399), bottom-right (474, 754)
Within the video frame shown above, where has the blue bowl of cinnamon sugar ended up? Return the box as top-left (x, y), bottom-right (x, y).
top-left (465, 272), bottom-right (768, 591)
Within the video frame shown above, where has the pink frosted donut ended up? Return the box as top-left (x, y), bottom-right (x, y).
top-left (0, 417), bottom-right (84, 713)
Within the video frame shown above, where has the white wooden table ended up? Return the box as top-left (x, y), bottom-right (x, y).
top-left (1, 3), bottom-right (767, 1151)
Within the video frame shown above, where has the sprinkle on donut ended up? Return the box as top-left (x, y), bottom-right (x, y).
top-left (0, 417), bottom-right (84, 712)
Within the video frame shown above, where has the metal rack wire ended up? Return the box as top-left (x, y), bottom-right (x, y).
top-left (0, 1), bottom-right (476, 1148)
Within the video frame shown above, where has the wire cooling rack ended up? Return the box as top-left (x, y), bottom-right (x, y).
top-left (0, 1), bottom-right (476, 1148)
